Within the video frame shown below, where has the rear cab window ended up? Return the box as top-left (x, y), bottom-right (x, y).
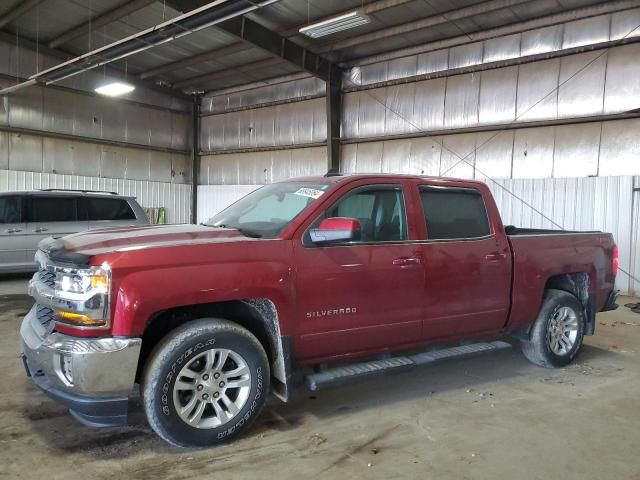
top-left (87, 197), bottom-right (136, 221)
top-left (419, 186), bottom-right (491, 240)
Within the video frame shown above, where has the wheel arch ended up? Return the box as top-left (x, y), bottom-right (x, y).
top-left (138, 298), bottom-right (292, 402)
top-left (515, 272), bottom-right (594, 340)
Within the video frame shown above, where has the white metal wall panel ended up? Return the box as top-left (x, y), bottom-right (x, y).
top-left (557, 51), bottom-right (607, 118)
top-left (488, 176), bottom-right (634, 293)
top-left (603, 44), bottom-right (640, 114)
top-left (478, 66), bottom-right (518, 125)
top-left (0, 131), bottom-right (8, 170)
top-left (552, 123), bottom-right (601, 177)
top-left (512, 127), bottom-right (554, 178)
top-left (412, 78), bottom-right (446, 131)
top-left (201, 77), bottom-right (325, 114)
top-left (444, 73), bottom-right (480, 129)
top-left (599, 119), bottom-right (640, 176)
top-left (3, 131), bottom-right (188, 183)
top-left (474, 131), bottom-right (514, 179)
top-left (630, 176), bottom-right (640, 296)
top-left (200, 98), bottom-right (326, 152)
top-left (343, 43), bottom-right (639, 140)
top-left (0, 169), bottom-right (192, 224)
top-left (344, 8), bottom-right (636, 89)
top-left (197, 185), bottom-right (260, 223)
top-left (200, 146), bottom-right (327, 185)
top-left (341, 118), bottom-right (640, 181)
top-left (516, 58), bottom-right (560, 122)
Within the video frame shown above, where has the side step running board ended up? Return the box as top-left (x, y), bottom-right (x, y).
top-left (305, 341), bottom-right (512, 391)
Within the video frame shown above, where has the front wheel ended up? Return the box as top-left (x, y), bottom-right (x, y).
top-left (521, 289), bottom-right (585, 368)
top-left (142, 319), bottom-right (270, 447)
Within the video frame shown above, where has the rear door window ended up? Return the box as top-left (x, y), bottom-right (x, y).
top-left (30, 196), bottom-right (79, 222)
top-left (419, 187), bottom-right (490, 240)
top-left (87, 197), bottom-right (136, 221)
top-left (0, 196), bottom-right (23, 223)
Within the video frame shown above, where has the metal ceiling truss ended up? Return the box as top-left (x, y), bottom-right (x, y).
top-left (0, 0), bottom-right (45, 29)
top-left (0, 0), bottom-right (278, 96)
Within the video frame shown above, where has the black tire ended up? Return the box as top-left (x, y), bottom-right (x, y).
top-left (142, 318), bottom-right (270, 448)
top-left (521, 289), bottom-right (586, 368)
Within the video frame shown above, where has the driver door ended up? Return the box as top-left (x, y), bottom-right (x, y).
top-left (293, 183), bottom-right (425, 362)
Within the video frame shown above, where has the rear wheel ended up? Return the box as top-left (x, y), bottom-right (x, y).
top-left (521, 289), bottom-right (585, 368)
top-left (142, 318), bottom-right (270, 447)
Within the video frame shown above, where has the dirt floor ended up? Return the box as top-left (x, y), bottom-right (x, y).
top-left (1, 280), bottom-right (639, 480)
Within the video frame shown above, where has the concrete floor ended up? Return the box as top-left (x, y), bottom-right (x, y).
top-left (1, 276), bottom-right (639, 480)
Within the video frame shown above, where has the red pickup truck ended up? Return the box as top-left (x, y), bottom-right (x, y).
top-left (20, 174), bottom-right (618, 447)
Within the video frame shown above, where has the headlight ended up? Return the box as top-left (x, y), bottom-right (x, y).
top-left (56, 267), bottom-right (109, 295)
top-left (52, 264), bottom-right (112, 329)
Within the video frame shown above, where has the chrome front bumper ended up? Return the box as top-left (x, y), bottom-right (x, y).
top-left (20, 306), bottom-right (142, 426)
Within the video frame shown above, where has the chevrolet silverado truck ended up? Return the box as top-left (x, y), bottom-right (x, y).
top-left (20, 174), bottom-right (618, 447)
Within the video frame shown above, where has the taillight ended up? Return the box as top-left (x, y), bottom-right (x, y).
top-left (612, 245), bottom-right (619, 277)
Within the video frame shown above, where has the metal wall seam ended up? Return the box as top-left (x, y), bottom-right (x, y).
top-left (0, 169), bottom-right (192, 223)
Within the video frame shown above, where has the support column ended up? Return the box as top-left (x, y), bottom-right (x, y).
top-left (190, 95), bottom-right (201, 224)
top-left (326, 68), bottom-right (342, 172)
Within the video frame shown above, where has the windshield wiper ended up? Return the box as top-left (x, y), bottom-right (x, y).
top-left (201, 223), bottom-right (262, 238)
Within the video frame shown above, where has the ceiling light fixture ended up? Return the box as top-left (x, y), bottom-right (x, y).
top-left (299, 11), bottom-right (370, 39)
top-left (95, 81), bottom-right (135, 97)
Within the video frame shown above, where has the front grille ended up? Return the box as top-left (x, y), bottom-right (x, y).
top-left (36, 304), bottom-right (55, 334)
top-left (38, 269), bottom-right (56, 288)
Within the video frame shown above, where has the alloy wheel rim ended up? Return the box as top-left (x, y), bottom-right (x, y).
top-left (173, 348), bottom-right (251, 429)
top-left (546, 306), bottom-right (579, 356)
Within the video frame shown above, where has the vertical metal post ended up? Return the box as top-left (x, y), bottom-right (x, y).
top-left (190, 95), bottom-right (201, 224)
top-left (326, 66), bottom-right (342, 172)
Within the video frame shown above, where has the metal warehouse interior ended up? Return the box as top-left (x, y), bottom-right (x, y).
top-left (0, 0), bottom-right (640, 478)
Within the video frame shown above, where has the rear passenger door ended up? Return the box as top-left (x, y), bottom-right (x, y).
top-left (86, 197), bottom-right (140, 230)
top-left (26, 195), bottom-right (88, 259)
top-left (418, 185), bottom-right (512, 338)
top-left (0, 194), bottom-right (28, 271)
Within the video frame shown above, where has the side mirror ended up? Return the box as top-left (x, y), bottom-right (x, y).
top-left (310, 217), bottom-right (361, 244)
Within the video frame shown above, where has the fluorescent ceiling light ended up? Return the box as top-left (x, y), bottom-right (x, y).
top-left (299, 11), bottom-right (370, 39)
top-left (95, 81), bottom-right (135, 97)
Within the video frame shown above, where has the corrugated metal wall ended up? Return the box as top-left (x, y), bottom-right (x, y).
top-left (344, 7), bottom-right (640, 89)
top-left (0, 39), bottom-right (193, 223)
top-left (200, 146), bottom-right (327, 185)
top-left (487, 176), bottom-right (636, 294)
top-left (341, 118), bottom-right (640, 179)
top-left (342, 43), bottom-right (640, 140)
top-left (0, 170), bottom-right (192, 224)
top-left (199, 98), bottom-right (326, 153)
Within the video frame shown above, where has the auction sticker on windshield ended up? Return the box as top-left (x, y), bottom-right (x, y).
top-left (294, 187), bottom-right (325, 199)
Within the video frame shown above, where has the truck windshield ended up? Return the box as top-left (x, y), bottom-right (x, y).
top-left (204, 182), bottom-right (330, 239)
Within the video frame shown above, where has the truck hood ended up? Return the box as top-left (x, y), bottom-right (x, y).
top-left (52, 224), bottom-right (249, 258)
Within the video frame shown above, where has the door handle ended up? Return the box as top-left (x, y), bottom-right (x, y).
top-left (392, 257), bottom-right (421, 266)
top-left (7, 228), bottom-right (22, 233)
top-left (485, 252), bottom-right (507, 261)
top-left (35, 228), bottom-right (48, 233)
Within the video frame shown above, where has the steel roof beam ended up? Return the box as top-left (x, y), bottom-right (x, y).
top-left (48, 0), bottom-right (157, 49)
top-left (314, 0), bottom-right (532, 53)
top-left (139, 42), bottom-right (252, 79)
top-left (0, 0), bottom-right (46, 29)
top-left (173, 57), bottom-right (282, 88)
